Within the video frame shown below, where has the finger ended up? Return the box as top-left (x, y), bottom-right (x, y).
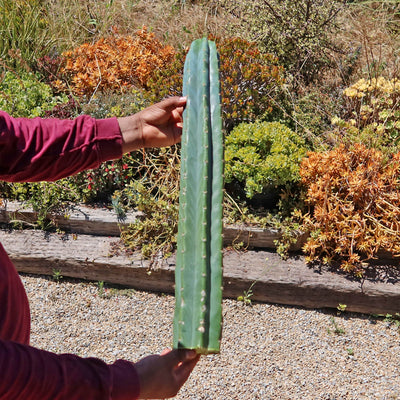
top-left (159, 96), bottom-right (187, 113)
top-left (174, 354), bottom-right (200, 385)
top-left (163, 348), bottom-right (198, 367)
top-left (171, 106), bottom-right (184, 123)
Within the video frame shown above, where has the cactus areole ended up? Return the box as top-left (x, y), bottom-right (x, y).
top-left (173, 38), bottom-right (224, 355)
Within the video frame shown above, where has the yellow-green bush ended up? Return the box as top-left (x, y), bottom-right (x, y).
top-left (225, 121), bottom-right (308, 199)
top-left (330, 77), bottom-right (400, 153)
top-left (0, 71), bottom-right (67, 117)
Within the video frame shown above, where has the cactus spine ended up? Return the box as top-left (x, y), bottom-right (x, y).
top-left (173, 38), bottom-right (223, 354)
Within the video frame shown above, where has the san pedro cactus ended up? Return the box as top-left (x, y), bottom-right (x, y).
top-left (173, 38), bottom-right (224, 354)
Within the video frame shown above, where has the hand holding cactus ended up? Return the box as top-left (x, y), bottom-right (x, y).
top-left (118, 96), bottom-right (186, 153)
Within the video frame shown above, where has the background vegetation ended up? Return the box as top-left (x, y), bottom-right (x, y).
top-left (1, 0), bottom-right (400, 275)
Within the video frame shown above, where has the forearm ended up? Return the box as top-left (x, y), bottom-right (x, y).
top-left (0, 340), bottom-right (140, 400)
top-left (0, 112), bottom-right (123, 183)
top-left (0, 97), bottom-right (185, 183)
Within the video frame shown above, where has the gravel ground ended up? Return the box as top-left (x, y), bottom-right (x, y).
top-left (21, 273), bottom-right (400, 400)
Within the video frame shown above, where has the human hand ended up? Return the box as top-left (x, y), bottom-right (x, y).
top-left (118, 97), bottom-right (186, 153)
top-left (135, 349), bottom-right (200, 399)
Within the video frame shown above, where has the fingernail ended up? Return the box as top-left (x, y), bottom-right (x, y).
top-left (179, 96), bottom-right (187, 102)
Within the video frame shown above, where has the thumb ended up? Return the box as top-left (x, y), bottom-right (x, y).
top-left (162, 348), bottom-right (198, 365)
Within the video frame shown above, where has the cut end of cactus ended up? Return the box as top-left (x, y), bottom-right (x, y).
top-left (175, 342), bottom-right (221, 355)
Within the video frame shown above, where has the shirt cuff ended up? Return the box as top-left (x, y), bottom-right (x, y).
top-left (95, 117), bottom-right (123, 163)
top-left (110, 360), bottom-right (140, 400)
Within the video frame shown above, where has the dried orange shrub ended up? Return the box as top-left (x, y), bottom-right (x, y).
top-left (300, 143), bottom-right (400, 275)
top-left (56, 28), bottom-right (175, 96)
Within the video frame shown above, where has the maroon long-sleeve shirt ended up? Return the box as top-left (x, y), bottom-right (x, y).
top-left (0, 112), bottom-right (140, 399)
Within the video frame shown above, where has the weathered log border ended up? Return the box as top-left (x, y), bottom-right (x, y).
top-left (0, 201), bottom-right (306, 250)
top-left (1, 202), bottom-right (400, 316)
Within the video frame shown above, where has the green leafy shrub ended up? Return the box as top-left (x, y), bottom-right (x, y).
top-left (3, 180), bottom-right (81, 230)
top-left (220, 0), bottom-right (347, 86)
top-left (1, 151), bottom-right (143, 229)
top-left (225, 121), bottom-right (309, 200)
top-left (81, 89), bottom-right (149, 119)
top-left (79, 156), bottom-right (141, 203)
top-left (0, 71), bottom-right (67, 117)
top-left (0, 0), bottom-right (55, 71)
top-left (119, 147), bottom-right (181, 262)
top-left (146, 36), bottom-right (285, 132)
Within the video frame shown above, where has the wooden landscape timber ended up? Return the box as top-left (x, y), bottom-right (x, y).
top-left (0, 201), bottom-right (305, 250)
top-left (1, 201), bottom-right (400, 316)
top-left (0, 201), bottom-right (139, 236)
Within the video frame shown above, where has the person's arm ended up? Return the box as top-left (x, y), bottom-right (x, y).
top-left (0, 113), bottom-right (122, 182)
top-left (0, 340), bottom-right (199, 400)
top-left (0, 339), bottom-right (140, 400)
top-left (0, 97), bottom-right (186, 183)
top-left (0, 96), bottom-right (199, 399)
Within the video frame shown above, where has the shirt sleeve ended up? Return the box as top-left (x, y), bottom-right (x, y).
top-left (0, 112), bottom-right (123, 182)
top-left (0, 112), bottom-right (140, 398)
top-left (0, 340), bottom-right (140, 400)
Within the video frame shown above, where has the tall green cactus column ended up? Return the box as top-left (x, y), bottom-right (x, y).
top-left (173, 38), bottom-right (224, 354)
